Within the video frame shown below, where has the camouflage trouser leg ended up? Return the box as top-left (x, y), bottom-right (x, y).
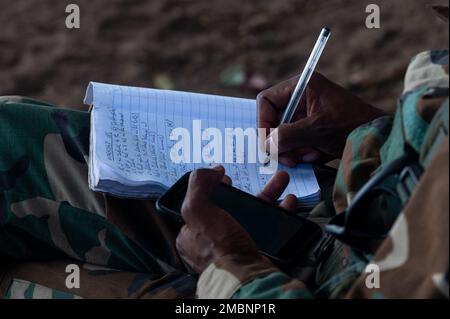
top-left (0, 97), bottom-right (196, 298)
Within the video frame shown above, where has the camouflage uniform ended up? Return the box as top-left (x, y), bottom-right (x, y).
top-left (0, 98), bottom-right (196, 298)
top-left (0, 50), bottom-right (448, 299)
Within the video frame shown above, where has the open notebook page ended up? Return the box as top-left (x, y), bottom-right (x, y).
top-left (84, 82), bottom-right (320, 202)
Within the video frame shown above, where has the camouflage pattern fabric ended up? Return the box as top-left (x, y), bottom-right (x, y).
top-left (0, 97), bottom-right (196, 298)
top-left (195, 49), bottom-right (449, 299)
top-left (0, 49), bottom-right (448, 299)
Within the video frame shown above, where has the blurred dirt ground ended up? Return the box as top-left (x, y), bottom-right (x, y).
top-left (0, 0), bottom-right (448, 111)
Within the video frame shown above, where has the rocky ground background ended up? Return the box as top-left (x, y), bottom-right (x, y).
top-left (0, 0), bottom-right (448, 112)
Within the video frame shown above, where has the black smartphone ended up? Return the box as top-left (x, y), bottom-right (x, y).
top-left (156, 172), bottom-right (323, 266)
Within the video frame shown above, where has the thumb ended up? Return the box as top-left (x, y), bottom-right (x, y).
top-left (181, 166), bottom-right (225, 221)
top-left (187, 166), bottom-right (225, 199)
top-left (266, 118), bottom-right (314, 154)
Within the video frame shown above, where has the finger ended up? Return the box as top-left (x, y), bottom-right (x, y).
top-left (278, 153), bottom-right (298, 167)
top-left (181, 167), bottom-right (225, 220)
top-left (213, 166), bottom-right (235, 185)
top-left (257, 72), bottom-right (324, 132)
top-left (301, 151), bottom-right (321, 163)
top-left (257, 171), bottom-right (290, 203)
top-left (257, 96), bottom-right (279, 134)
top-left (279, 194), bottom-right (298, 213)
top-left (257, 76), bottom-right (300, 112)
top-left (188, 166), bottom-right (224, 198)
top-left (261, 255), bottom-right (272, 264)
top-left (292, 147), bottom-right (322, 163)
top-left (267, 118), bottom-right (315, 154)
top-left (293, 147), bottom-right (335, 163)
top-left (268, 143), bottom-right (323, 166)
top-left (211, 165), bottom-right (225, 174)
top-left (257, 76), bottom-right (303, 132)
top-left (222, 174), bottom-right (232, 186)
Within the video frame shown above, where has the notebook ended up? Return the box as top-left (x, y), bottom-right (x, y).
top-left (84, 82), bottom-right (321, 208)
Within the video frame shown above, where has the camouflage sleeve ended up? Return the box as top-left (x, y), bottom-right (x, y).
top-left (196, 255), bottom-right (313, 299)
top-left (346, 137), bottom-right (449, 299)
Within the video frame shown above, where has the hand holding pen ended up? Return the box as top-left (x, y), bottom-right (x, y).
top-left (259, 28), bottom-right (385, 166)
top-left (263, 27), bottom-right (331, 166)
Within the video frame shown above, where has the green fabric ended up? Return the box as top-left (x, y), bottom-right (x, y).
top-left (0, 99), bottom-right (164, 272)
top-left (233, 272), bottom-right (313, 299)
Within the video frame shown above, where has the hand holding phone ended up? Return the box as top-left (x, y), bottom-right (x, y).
top-left (156, 167), bottom-right (322, 271)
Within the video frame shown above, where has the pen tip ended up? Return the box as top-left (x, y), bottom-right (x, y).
top-left (323, 27), bottom-right (331, 36)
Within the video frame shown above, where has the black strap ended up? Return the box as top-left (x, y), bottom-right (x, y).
top-left (324, 151), bottom-right (420, 253)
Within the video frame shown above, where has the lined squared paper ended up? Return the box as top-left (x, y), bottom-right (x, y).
top-left (84, 82), bottom-right (320, 203)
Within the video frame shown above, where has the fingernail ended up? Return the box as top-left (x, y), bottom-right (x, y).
top-left (302, 153), bottom-right (318, 162)
top-left (211, 165), bottom-right (224, 172)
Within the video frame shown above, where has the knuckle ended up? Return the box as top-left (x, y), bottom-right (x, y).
top-left (181, 197), bottom-right (201, 220)
top-left (191, 167), bottom-right (222, 185)
top-left (189, 168), bottom-right (201, 181)
top-left (256, 90), bottom-right (268, 102)
top-left (190, 168), bottom-right (208, 182)
top-left (180, 200), bottom-right (194, 217)
top-left (188, 169), bottom-right (205, 188)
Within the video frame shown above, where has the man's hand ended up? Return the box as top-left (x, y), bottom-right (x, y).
top-left (176, 166), bottom-right (297, 273)
top-left (258, 72), bottom-right (385, 166)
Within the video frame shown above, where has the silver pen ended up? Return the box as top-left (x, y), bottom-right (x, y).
top-left (264, 27), bottom-right (331, 165)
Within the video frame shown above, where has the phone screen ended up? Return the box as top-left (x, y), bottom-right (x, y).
top-left (157, 172), bottom-right (322, 263)
top-left (210, 184), bottom-right (309, 256)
